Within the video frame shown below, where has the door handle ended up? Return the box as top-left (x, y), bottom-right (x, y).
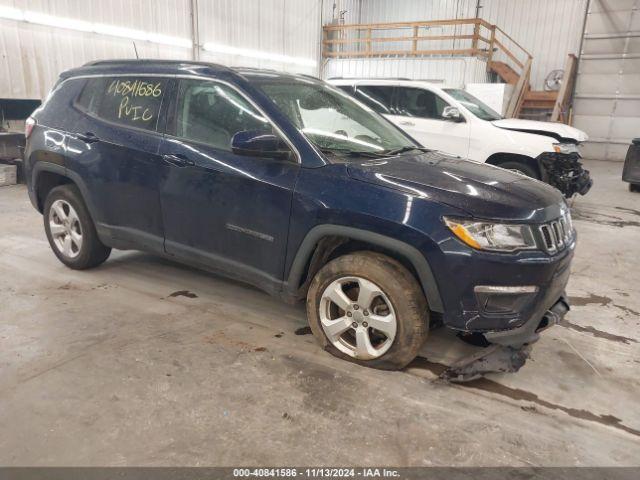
top-left (399, 121), bottom-right (415, 126)
top-left (162, 153), bottom-right (195, 167)
top-left (77, 132), bottom-right (100, 143)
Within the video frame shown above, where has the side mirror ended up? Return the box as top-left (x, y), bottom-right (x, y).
top-left (442, 106), bottom-right (463, 122)
top-left (231, 130), bottom-right (291, 160)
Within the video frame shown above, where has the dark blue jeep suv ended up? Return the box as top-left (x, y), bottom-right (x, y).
top-left (24, 60), bottom-right (574, 375)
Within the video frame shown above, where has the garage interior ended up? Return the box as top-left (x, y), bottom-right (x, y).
top-left (1, 0), bottom-right (640, 469)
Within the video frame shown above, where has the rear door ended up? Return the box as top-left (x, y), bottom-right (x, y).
top-left (157, 78), bottom-right (299, 291)
top-left (353, 85), bottom-right (396, 117)
top-left (70, 76), bottom-right (171, 253)
top-left (388, 86), bottom-right (470, 157)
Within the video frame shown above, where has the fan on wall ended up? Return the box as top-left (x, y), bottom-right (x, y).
top-left (544, 69), bottom-right (565, 91)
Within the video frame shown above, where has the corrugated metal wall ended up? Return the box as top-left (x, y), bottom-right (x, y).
top-left (0, 0), bottom-right (192, 99)
top-left (572, 0), bottom-right (640, 161)
top-left (324, 57), bottom-right (489, 86)
top-left (0, 0), bottom-right (322, 100)
top-left (480, 0), bottom-right (587, 89)
top-left (322, 0), bottom-right (588, 89)
top-left (197, 0), bottom-right (322, 73)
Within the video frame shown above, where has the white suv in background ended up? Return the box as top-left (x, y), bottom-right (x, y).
top-left (329, 78), bottom-right (592, 197)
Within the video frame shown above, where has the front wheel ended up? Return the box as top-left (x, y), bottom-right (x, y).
top-left (306, 251), bottom-right (429, 370)
top-left (498, 161), bottom-right (539, 179)
top-left (43, 184), bottom-right (111, 269)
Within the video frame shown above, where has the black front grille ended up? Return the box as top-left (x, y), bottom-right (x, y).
top-left (539, 211), bottom-right (573, 254)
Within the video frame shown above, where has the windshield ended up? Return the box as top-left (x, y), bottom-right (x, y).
top-left (443, 89), bottom-right (502, 121)
top-left (250, 77), bottom-right (418, 157)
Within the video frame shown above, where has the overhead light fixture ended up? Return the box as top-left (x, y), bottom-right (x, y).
top-left (0, 5), bottom-right (192, 48)
top-left (203, 42), bottom-right (316, 67)
top-left (24, 11), bottom-right (93, 32)
top-left (0, 5), bottom-right (24, 21)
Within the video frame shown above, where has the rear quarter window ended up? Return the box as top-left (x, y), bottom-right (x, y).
top-left (76, 76), bottom-right (168, 132)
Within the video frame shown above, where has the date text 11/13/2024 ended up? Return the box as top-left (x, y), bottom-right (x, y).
top-left (232, 468), bottom-right (400, 478)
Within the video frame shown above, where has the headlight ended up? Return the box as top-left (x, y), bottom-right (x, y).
top-left (553, 143), bottom-right (579, 154)
top-left (444, 217), bottom-right (537, 252)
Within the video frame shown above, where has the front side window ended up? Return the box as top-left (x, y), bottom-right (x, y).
top-left (395, 87), bottom-right (449, 119)
top-left (76, 76), bottom-right (168, 131)
top-left (354, 86), bottom-right (394, 114)
top-left (174, 79), bottom-right (274, 151)
top-left (443, 88), bottom-right (502, 121)
top-left (250, 78), bottom-right (416, 156)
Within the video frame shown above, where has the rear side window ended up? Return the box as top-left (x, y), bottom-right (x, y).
top-left (395, 87), bottom-right (449, 119)
top-left (354, 86), bottom-right (394, 114)
top-left (172, 79), bottom-right (273, 151)
top-left (76, 76), bottom-right (168, 131)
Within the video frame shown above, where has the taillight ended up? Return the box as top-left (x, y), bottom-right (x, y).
top-left (25, 117), bottom-right (36, 139)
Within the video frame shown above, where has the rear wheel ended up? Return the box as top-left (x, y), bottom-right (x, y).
top-left (306, 251), bottom-right (429, 370)
top-left (498, 161), bottom-right (539, 179)
top-left (43, 184), bottom-right (111, 269)
top-left (629, 183), bottom-right (640, 193)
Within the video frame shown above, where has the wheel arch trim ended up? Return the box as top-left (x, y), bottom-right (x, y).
top-left (485, 152), bottom-right (545, 180)
top-left (285, 224), bottom-right (444, 312)
top-left (32, 161), bottom-right (100, 222)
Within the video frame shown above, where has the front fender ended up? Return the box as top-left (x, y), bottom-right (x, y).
top-left (284, 224), bottom-right (444, 312)
top-left (472, 122), bottom-right (555, 162)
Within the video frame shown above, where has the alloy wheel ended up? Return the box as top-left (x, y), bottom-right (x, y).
top-left (319, 276), bottom-right (397, 359)
top-left (49, 199), bottom-right (83, 259)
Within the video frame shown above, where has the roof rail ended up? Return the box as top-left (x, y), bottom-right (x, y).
top-left (328, 76), bottom-right (413, 81)
top-left (231, 66), bottom-right (279, 72)
top-left (82, 59), bottom-right (229, 69)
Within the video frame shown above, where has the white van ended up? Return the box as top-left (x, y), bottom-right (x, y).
top-left (329, 78), bottom-right (592, 197)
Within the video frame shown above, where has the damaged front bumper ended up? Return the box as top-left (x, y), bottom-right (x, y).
top-left (431, 218), bottom-right (575, 381)
top-left (539, 152), bottom-right (592, 198)
top-left (442, 296), bottom-right (570, 382)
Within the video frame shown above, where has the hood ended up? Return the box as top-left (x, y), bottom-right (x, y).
top-left (346, 151), bottom-right (566, 222)
top-left (491, 118), bottom-right (588, 143)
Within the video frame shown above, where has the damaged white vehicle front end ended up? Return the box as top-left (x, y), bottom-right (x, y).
top-left (489, 118), bottom-right (593, 197)
top-left (328, 79), bottom-right (593, 198)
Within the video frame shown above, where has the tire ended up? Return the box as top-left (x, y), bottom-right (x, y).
top-left (629, 183), bottom-right (640, 193)
top-left (43, 184), bottom-right (111, 269)
top-left (498, 161), bottom-right (539, 179)
top-left (306, 251), bottom-right (429, 370)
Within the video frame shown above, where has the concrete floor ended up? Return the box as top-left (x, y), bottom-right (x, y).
top-left (0, 159), bottom-right (639, 466)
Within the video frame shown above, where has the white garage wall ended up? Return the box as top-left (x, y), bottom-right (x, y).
top-left (0, 0), bottom-right (192, 99)
top-left (322, 0), bottom-right (588, 89)
top-left (198, 0), bottom-right (322, 74)
top-left (0, 0), bottom-right (323, 100)
top-left (324, 57), bottom-right (490, 86)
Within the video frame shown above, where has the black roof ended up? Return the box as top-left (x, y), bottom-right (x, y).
top-left (60, 59), bottom-right (319, 82)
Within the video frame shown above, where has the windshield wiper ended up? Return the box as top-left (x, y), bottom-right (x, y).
top-left (318, 147), bottom-right (389, 158)
top-left (383, 146), bottom-right (430, 156)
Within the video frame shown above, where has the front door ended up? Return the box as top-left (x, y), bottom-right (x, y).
top-left (387, 87), bottom-right (471, 158)
top-left (158, 78), bottom-right (299, 292)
